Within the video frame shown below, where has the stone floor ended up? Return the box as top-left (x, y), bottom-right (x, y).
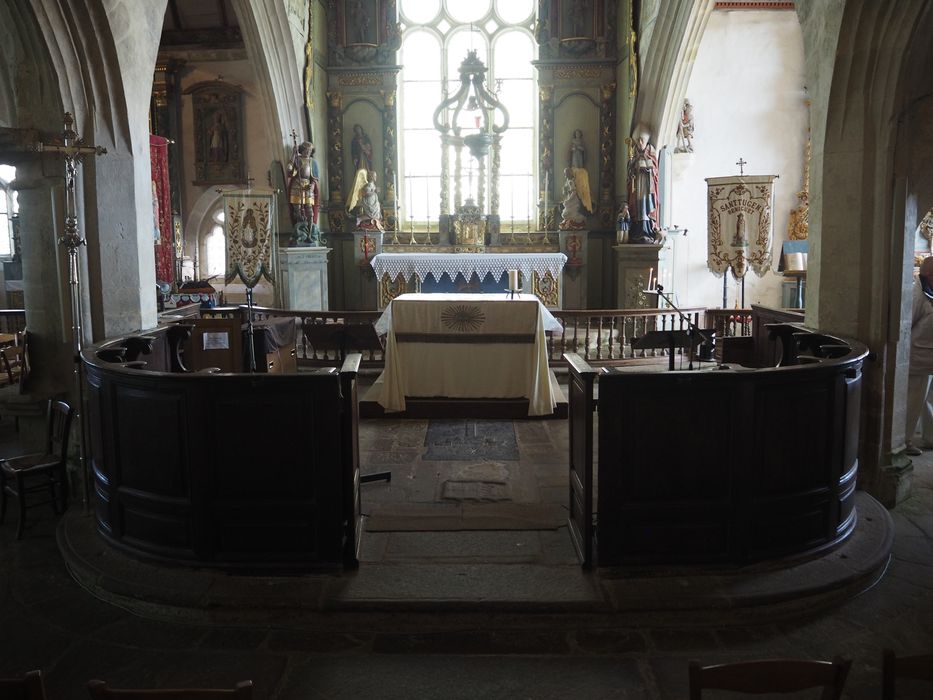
top-left (1, 417), bottom-right (932, 699)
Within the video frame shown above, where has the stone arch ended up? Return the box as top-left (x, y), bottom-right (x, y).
top-left (185, 189), bottom-right (225, 279)
top-left (630, 0), bottom-right (714, 148)
top-left (799, 0), bottom-right (933, 501)
top-left (26, 0), bottom-right (169, 341)
top-left (231, 0), bottom-right (305, 160)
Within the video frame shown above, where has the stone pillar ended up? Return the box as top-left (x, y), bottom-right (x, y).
top-left (560, 230), bottom-right (588, 309)
top-left (278, 247), bottom-right (330, 311)
top-left (614, 243), bottom-right (663, 309)
top-left (13, 160), bottom-right (72, 397)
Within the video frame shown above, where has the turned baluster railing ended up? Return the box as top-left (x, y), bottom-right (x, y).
top-left (196, 305), bottom-right (753, 368)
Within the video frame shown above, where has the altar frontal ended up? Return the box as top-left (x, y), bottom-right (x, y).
top-left (370, 293), bottom-right (563, 416)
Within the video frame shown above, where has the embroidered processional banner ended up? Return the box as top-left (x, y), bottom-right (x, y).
top-left (705, 175), bottom-right (778, 279)
top-left (223, 190), bottom-right (276, 288)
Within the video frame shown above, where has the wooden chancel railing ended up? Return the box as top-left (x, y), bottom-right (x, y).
top-left (0, 310), bottom-right (26, 335)
top-left (705, 308), bottom-right (753, 339)
top-left (202, 305), bottom-right (752, 368)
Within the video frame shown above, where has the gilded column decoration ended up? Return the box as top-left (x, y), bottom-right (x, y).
top-left (598, 81), bottom-right (617, 227)
top-left (326, 91), bottom-right (345, 231)
top-left (628, 0), bottom-right (638, 96)
top-left (539, 85), bottom-right (554, 231)
top-left (382, 88), bottom-right (398, 231)
top-left (787, 137), bottom-right (810, 241)
top-left (303, 0), bottom-right (314, 137)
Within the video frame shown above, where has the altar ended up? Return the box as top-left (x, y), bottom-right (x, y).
top-left (370, 253), bottom-right (567, 309)
top-left (368, 293), bottom-right (564, 416)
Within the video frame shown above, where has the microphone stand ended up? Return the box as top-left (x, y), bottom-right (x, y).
top-left (645, 284), bottom-right (715, 370)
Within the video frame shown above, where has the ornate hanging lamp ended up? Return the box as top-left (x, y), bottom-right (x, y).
top-left (433, 50), bottom-right (509, 214)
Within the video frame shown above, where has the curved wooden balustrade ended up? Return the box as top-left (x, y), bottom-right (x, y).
top-left (201, 304), bottom-right (741, 368)
top-left (566, 317), bottom-right (870, 567)
top-left (82, 334), bottom-right (366, 570)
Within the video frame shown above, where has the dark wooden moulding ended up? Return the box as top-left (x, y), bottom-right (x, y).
top-left (82, 326), bottom-right (364, 570)
top-left (567, 311), bottom-right (869, 568)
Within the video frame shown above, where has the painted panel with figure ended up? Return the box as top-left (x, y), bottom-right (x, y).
top-left (184, 80), bottom-right (245, 185)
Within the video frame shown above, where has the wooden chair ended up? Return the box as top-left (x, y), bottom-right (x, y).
top-left (0, 670), bottom-right (48, 700)
top-left (688, 658), bottom-right (851, 699)
top-left (2, 344), bottom-right (26, 386)
top-left (883, 649), bottom-right (933, 699)
top-left (86, 680), bottom-right (253, 699)
top-left (0, 400), bottom-right (73, 539)
top-left (0, 330), bottom-right (46, 430)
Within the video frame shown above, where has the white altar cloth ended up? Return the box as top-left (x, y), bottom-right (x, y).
top-left (370, 293), bottom-right (563, 416)
top-left (370, 252), bottom-right (567, 285)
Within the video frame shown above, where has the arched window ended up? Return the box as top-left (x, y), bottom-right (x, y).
top-left (0, 165), bottom-right (18, 258)
top-left (205, 209), bottom-right (225, 279)
top-left (398, 0), bottom-right (536, 230)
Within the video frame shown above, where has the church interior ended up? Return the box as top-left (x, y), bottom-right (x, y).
top-left (2, 0), bottom-right (933, 697)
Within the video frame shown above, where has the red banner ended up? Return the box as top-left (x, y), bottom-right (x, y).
top-left (150, 135), bottom-right (174, 284)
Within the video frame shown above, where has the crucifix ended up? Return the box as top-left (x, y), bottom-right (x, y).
top-left (29, 112), bottom-right (107, 510)
top-left (736, 157), bottom-right (747, 176)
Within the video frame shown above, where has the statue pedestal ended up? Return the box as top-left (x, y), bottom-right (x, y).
top-left (559, 230), bottom-right (588, 309)
top-left (614, 243), bottom-right (663, 309)
top-left (278, 246), bottom-right (330, 311)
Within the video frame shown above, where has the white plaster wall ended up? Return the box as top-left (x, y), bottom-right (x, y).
top-left (669, 10), bottom-right (807, 310)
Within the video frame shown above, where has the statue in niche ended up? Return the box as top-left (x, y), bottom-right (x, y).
top-left (347, 169), bottom-right (383, 231)
top-left (675, 99), bottom-right (695, 153)
top-left (569, 128), bottom-right (586, 169)
top-left (286, 140), bottom-right (322, 244)
top-left (626, 127), bottom-right (660, 243)
top-left (564, 129), bottom-right (593, 230)
top-left (351, 123), bottom-right (374, 172)
top-left (560, 167), bottom-right (588, 230)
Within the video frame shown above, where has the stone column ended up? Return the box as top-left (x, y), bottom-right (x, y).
top-left (278, 247), bottom-right (330, 311)
top-left (614, 243), bottom-right (663, 309)
top-left (13, 159), bottom-right (73, 397)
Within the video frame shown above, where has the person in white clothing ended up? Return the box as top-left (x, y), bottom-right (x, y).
top-left (905, 256), bottom-right (933, 454)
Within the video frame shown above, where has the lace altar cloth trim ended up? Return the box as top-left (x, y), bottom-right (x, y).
top-left (370, 253), bottom-right (568, 284)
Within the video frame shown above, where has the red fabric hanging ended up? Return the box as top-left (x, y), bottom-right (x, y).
top-left (150, 134), bottom-right (174, 284)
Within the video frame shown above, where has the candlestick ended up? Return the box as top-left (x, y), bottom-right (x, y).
top-left (408, 178), bottom-right (414, 232)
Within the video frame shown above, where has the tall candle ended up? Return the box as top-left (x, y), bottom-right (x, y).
top-left (508, 269), bottom-right (519, 291)
top-left (648, 268), bottom-right (654, 290)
